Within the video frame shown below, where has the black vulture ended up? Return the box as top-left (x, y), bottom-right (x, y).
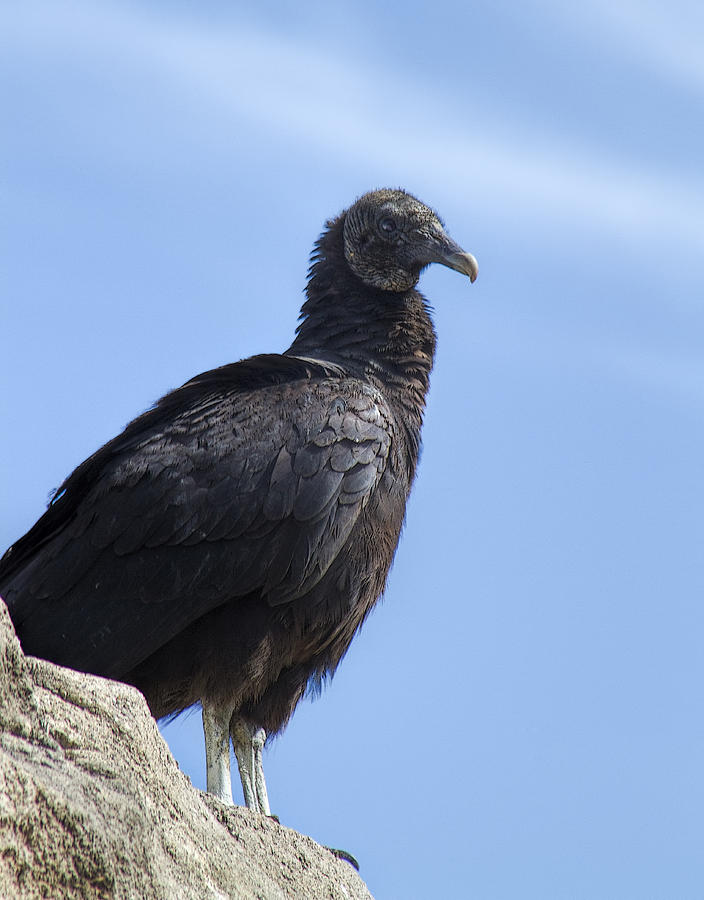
top-left (0, 189), bottom-right (477, 812)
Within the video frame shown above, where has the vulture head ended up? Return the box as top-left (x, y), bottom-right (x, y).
top-left (342, 188), bottom-right (478, 292)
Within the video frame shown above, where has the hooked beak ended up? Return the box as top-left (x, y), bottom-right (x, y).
top-left (422, 231), bottom-right (478, 283)
top-left (435, 235), bottom-right (478, 283)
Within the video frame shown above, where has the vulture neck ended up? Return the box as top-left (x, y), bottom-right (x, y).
top-left (286, 217), bottom-right (437, 434)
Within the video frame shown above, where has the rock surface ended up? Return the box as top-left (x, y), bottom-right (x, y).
top-left (0, 599), bottom-right (374, 899)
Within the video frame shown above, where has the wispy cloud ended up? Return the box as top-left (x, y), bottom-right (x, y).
top-left (540, 0), bottom-right (704, 96)
top-left (3, 0), bottom-right (704, 254)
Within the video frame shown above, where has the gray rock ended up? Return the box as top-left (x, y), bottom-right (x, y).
top-left (0, 599), bottom-right (374, 900)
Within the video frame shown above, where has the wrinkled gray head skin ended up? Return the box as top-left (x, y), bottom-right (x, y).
top-left (342, 188), bottom-right (478, 292)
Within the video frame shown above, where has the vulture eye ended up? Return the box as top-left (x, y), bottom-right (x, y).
top-left (379, 216), bottom-right (397, 234)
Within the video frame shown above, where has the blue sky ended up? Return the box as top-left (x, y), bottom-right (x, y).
top-left (2, 1), bottom-right (703, 897)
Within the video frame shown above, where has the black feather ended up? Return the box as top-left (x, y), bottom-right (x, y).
top-left (0, 188), bottom-right (475, 747)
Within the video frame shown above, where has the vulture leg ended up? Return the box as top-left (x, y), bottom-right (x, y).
top-left (202, 702), bottom-right (234, 804)
top-left (231, 715), bottom-right (271, 815)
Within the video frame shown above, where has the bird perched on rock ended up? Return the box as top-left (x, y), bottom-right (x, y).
top-left (0, 189), bottom-right (478, 812)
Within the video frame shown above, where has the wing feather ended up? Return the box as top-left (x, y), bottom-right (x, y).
top-left (0, 366), bottom-right (394, 675)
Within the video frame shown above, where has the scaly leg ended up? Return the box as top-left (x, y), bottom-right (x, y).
top-left (231, 715), bottom-right (271, 815)
top-left (202, 702), bottom-right (234, 804)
